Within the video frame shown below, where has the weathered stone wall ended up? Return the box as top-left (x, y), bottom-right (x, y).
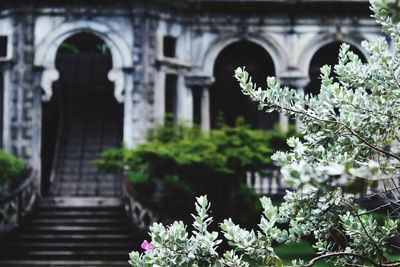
top-left (8, 6), bottom-right (36, 163)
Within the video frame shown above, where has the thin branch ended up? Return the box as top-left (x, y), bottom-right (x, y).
top-left (342, 123), bottom-right (400, 162)
top-left (293, 252), bottom-right (379, 267)
top-left (390, 63), bottom-right (400, 91)
top-left (257, 96), bottom-right (400, 162)
top-left (358, 200), bottom-right (399, 216)
top-left (382, 261), bottom-right (400, 267)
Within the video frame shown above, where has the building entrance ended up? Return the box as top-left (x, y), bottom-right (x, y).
top-left (41, 33), bottom-right (123, 197)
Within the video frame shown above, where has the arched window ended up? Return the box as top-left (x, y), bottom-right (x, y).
top-left (0, 67), bottom-right (3, 148)
top-left (212, 41), bottom-right (278, 129)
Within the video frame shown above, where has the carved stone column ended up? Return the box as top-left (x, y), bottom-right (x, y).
top-left (200, 86), bottom-right (210, 132)
top-left (177, 74), bottom-right (193, 125)
top-left (154, 69), bottom-right (166, 125)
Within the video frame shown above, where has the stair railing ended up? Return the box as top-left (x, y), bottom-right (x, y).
top-left (122, 176), bottom-right (158, 232)
top-left (0, 170), bottom-right (37, 234)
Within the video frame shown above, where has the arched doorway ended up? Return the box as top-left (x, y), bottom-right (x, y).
top-left (307, 42), bottom-right (366, 95)
top-left (211, 41), bottom-right (278, 129)
top-left (0, 67), bottom-right (3, 148)
top-left (41, 33), bottom-right (123, 197)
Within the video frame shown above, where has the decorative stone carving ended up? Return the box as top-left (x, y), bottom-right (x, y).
top-left (34, 20), bottom-right (133, 103)
top-left (107, 68), bottom-right (125, 103)
top-left (40, 68), bottom-right (59, 102)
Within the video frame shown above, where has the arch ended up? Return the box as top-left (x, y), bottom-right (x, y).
top-left (201, 34), bottom-right (287, 79)
top-left (34, 20), bottom-right (133, 103)
top-left (298, 33), bottom-right (368, 78)
top-left (41, 32), bottom-right (125, 196)
top-left (211, 40), bottom-right (278, 129)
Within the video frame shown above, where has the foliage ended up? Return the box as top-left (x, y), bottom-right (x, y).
top-left (99, 118), bottom-right (296, 225)
top-left (0, 150), bottom-right (24, 183)
top-left (235, 1), bottom-right (400, 194)
top-left (129, 193), bottom-right (398, 267)
top-left (128, 0), bottom-right (400, 266)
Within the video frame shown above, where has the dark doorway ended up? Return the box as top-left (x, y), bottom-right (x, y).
top-left (41, 33), bottom-right (123, 197)
top-left (165, 74), bottom-right (178, 122)
top-left (307, 42), bottom-right (366, 95)
top-left (0, 67), bottom-right (3, 148)
top-left (212, 41), bottom-right (278, 129)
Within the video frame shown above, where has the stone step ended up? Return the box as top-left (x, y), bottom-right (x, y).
top-left (0, 251), bottom-right (130, 261)
top-left (53, 189), bottom-right (120, 197)
top-left (0, 242), bottom-right (135, 250)
top-left (23, 225), bottom-right (129, 233)
top-left (53, 182), bottom-right (117, 190)
top-left (57, 176), bottom-right (118, 183)
top-left (36, 197), bottom-right (123, 208)
top-left (32, 211), bottom-right (125, 218)
top-left (49, 95), bottom-right (122, 197)
top-left (0, 196), bottom-right (142, 265)
top-left (29, 218), bottom-right (129, 226)
top-left (10, 233), bottom-right (135, 242)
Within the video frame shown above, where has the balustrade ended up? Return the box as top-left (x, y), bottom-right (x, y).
top-left (246, 166), bottom-right (286, 196)
top-left (0, 171), bottom-right (37, 234)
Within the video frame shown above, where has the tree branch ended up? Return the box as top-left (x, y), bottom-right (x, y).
top-left (294, 252), bottom-right (379, 267)
top-left (261, 101), bottom-right (400, 162)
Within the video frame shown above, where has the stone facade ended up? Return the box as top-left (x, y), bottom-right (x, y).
top-left (0, 0), bottom-right (383, 194)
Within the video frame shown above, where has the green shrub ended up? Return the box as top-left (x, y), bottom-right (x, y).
top-left (0, 150), bottom-right (24, 183)
top-left (98, 118), bottom-right (298, 225)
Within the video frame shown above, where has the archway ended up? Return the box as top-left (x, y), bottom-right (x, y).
top-left (211, 41), bottom-right (278, 129)
top-left (41, 33), bottom-right (123, 196)
top-left (306, 42), bottom-right (367, 95)
top-left (0, 67), bottom-right (3, 148)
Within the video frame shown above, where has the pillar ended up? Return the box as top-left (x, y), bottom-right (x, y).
top-left (184, 75), bottom-right (214, 129)
top-left (154, 70), bottom-right (166, 125)
top-left (201, 86), bottom-right (210, 132)
top-left (177, 74), bottom-right (193, 125)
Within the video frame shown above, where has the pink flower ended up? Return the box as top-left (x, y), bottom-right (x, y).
top-left (141, 240), bottom-right (154, 251)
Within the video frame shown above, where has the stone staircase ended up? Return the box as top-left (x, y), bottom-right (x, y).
top-left (49, 89), bottom-right (123, 197)
top-left (0, 198), bottom-right (143, 267)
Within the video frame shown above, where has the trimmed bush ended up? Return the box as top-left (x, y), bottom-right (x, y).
top-left (98, 118), bottom-right (298, 225)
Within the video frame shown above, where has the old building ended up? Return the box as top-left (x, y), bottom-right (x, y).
top-left (0, 0), bottom-right (385, 265)
top-left (0, 0), bottom-right (380, 197)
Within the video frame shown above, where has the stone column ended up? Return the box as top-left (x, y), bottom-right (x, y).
top-left (177, 74), bottom-right (193, 125)
top-left (154, 70), bottom-right (166, 125)
top-left (295, 85), bottom-right (305, 132)
top-left (185, 75), bottom-right (214, 131)
top-left (123, 69), bottom-right (135, 148)
top-left (200, 86), bottom-right (210, 132)
top-left (279, 113), bottom-right (290, 132)
top-left (2, 68), bottom-right (11, 152)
